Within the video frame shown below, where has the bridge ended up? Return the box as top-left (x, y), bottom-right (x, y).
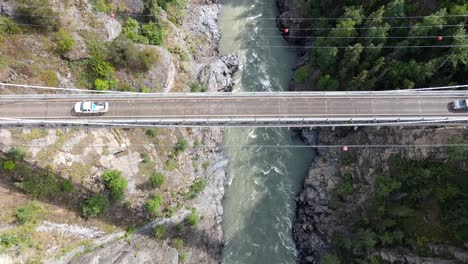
top-left (0, 91), bottom-right (467, 127)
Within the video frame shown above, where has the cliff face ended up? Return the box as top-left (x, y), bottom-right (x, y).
top-left (0, 0), bottom-right (236, 263)
top-left (293, 127), bottom-right (468, 263)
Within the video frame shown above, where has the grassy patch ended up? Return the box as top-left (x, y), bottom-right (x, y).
top-left (13, 128), bottom-right (48, 141)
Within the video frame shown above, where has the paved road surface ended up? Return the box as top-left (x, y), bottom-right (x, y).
top-left (0, 93), bottom-right (467, 126)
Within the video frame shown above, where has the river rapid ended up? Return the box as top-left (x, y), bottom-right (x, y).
top-left (218, 0), bottom-right (314, 263)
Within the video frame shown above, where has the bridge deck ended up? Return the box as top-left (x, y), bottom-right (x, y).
top-left (0, 92), bottom-right (467, 127)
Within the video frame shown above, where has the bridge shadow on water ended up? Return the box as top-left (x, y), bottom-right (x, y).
top-left (0, 153), bottom-right (222, 261)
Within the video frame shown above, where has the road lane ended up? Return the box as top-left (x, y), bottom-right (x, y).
top-left (0, 94), bottom-right (467, 123)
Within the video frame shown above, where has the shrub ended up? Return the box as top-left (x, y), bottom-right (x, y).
top-left (146, 128), bottom-right (157, 138)
top-left (15, 0), bottom-right (59, 31)
top-left (189, 82), bottom-right (208, 92)
top-left (14, 203), bottom-right (43, 224)
top-left (294, 64), bottom-right (310, 84)
top-left (146, 193), bottom-right (164, 215)
top-left (202, 161), bottom-right (210, 170)
top-left (0, 15), bottom-right (20, 34)
top-left (150, 172), bottom-right (165, 188)
top-left (54, 30), bottom-right (75, 55)
top-left (91, 0), bottom-right (111, 13)
top-left (40, 69), bottom-right (59, 87)
top-left (153, 224), bottom-right (167, 239)
top-left (0, 234), bottom-right (20, 251)
top-left (3, 160), bottom-right (15, 171)
top-left (171, 237), bottom-right (184, 250)
top-left (186, 178), bottom-right (206, 199)
top-left (318, 74), bottom-right (339, 91)
top-left (186, 210), bottom-right (199, 226)
top-left (141, 86), bottom-right (151, 93)
top-left (141, 153), bottom-right (150, 163)
top-left (81, 194), bottom-right (108, 217)
top-left (321, 255), bottom-right (341, 264)
top-left (141, 21), bottom-right (165, 45)
top-left (122, 18), bottom-right (149, 44)
top-left (109, 36), bottom-right (157, 72)
top-left (102, 170), bottom-right (128, 201)
top-left (448, 137), bottom-right (468, 160)
top-left (61, 179), bottom-right (74, 193)
top-left (174, 138), bottom-right (188, 154)
top-left (6, 147), bottom-right (26, 160)
top-left (335, 181), bottom-right (353, 200)
top-left (175, 223), bottom-right (185, 233)
top-left (15, 166), bottom-right (61, 198)
top-left (88, 55), bottom-right (118, 90)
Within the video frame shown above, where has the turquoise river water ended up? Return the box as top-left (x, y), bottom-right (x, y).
top-left (219, 0), bottom-right (315, 263)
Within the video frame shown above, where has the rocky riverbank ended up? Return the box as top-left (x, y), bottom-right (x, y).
top-left (0, 0), bottom-right (237, 263)
top-left (293, 127), bottom-right (468, 263)
top-left (276, 1), bottom-right (468, 263)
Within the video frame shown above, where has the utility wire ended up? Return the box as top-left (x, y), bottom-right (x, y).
top-left (249, 23), bottom-right (468, 31)
top-left (222, 34), bottom-right (457, 39)
top-left (218, 44), bottom-right (468, 49)
top-left (1, 142), bottom-right (468, 149)
top-left (5, 6), bottom-right (468, 21)
top-left (226, 14), bottom-right (468, 21)
top-left (2, 82), bottom-right (468, 94)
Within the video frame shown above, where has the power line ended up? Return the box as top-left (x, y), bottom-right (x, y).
top-left (0, 83), bottom-right (139, 94)
top-left (226, 14), bottom-right (468, 21)
top-left (219, 44), bottom-right (468, 49)
top-left (222, 34), bottom-right (456, 39)
top-left (249, 23), bottom-right (468, 31)
top-left (1, 142), bottom-right (468, 149)
top-left (5, 6), bottom-right (468, 21)
top-left (2, 82), bottom-right (468, 94)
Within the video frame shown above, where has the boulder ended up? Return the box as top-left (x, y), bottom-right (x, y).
top-left (197, 53), bottom-right (239, 92)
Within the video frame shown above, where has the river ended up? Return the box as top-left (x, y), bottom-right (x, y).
top-left (218, 0), bottom-right (315, 263)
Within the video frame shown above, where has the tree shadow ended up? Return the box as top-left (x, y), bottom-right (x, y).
top-left (0, 154), bottom-right (222, 262)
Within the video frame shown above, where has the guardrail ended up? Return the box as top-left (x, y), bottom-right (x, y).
top-left (1, 116), bottom-right (468, 128)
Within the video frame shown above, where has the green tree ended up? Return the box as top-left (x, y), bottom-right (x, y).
top-left (142, 21), bottom-right (165, 45)
top-left (449, 27), bottom-right (468, 69)
top-left (375, 175), bottom-right (401, 198)
top-left (321, 255), bottom-right (340, 264)
top-left (102, 170), bottom-right (128, 201)
top-left (81, 194), bottom-right (109, 217)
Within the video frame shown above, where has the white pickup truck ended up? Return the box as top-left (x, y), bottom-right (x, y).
top-left (74, 101), bottom-right (109, 115)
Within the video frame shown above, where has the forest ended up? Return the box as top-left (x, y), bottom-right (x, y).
top-left (294, 0), bottom-right (468, 90)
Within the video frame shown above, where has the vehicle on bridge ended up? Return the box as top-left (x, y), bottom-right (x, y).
top-left (73, 101), bottom-right (109, 115)
top-left (450, 99), bottom-right (468, 111)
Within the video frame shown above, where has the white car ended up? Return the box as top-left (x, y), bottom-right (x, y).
top-left (74, 101), bottom-right (109, 114)
top-left (450, 99), bottom-right (468, 111)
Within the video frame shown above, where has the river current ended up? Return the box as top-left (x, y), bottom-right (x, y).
top-left (218, 0), bottom-right (315, 263)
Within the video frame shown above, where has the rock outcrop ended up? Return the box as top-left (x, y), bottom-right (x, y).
top-left (292, 126), bottom-right (468, 263)
top-left (197, 54), bottom-right (239, 92)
